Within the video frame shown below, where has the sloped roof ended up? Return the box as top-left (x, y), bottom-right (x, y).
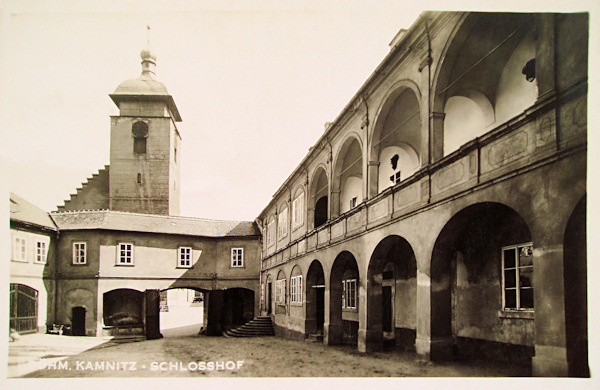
top-left (10, 192), bottom-right (57, 231)
top-left (50, 210), bottom-right (259, 238)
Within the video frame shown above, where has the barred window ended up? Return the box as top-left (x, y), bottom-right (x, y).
top-left (290, 275), bottom-right (303, 304)
top-left (502, 243), bottom-right (534, 311)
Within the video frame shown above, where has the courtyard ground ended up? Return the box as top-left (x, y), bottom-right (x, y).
top-left (12, 333), bottom-right (532, 378)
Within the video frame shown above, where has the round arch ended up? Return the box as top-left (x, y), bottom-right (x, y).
top-left (332, 134), bottom-right (364, 216)
top-left (309, 165), bottom-right (330, 230)
top-left (305, 260), bottom-right (326, 337)
top-left (366, 235), bottom-right (417, 351)
top-left (328, 251), bottom-right (360, 347)
top-left (429, 202), bottom-right (533, 361)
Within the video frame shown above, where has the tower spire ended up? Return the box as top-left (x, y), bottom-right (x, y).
top-left (140, 25), bottom-right (157, 79)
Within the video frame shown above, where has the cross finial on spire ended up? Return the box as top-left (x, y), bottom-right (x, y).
top-left (146, 25), bottom-right (151, 46)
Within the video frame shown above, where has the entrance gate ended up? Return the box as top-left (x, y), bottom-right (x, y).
top-left (10, 284), bottom-right (38, 334)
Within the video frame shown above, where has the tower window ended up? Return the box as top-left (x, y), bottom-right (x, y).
top-left (132, 121), bottom-right (149, 154)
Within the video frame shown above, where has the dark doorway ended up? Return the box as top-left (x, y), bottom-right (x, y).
top-left (267, 281), bottom-right (272, 315)
top-left (382, 286), bottom-right (392, 333)
top-left (316, 287), bottom-right (325, 332)
top-left (72, 307), bottom-right (86, 336)
top-left (315, 196), bottom-right (328, 228)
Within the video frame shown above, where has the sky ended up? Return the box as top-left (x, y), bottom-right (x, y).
top-left (1, 0), bottom-right (596, 222)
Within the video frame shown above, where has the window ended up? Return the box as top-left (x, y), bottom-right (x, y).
top-left (389, 171), bottom-right (401, 186)
top-left (178, 247), bottom-right (192, 268)
top-left (35, 241), bottom-right (47, 264)
top-left (231, 248), bottom-right (244, 267)
top-left (350, 197), bottom-right (356, 209)
top-left (290, 275), bottom-right (303, 304)
top-left (117, 243), bottom-right (134, 265)
top-left (12, 236), bottom-right (27, 262)
top-left (132, 121), bottom-right (148, 154)
top-left (342, 279), bottom-right (357, 309)
top-left (267, 220), bottom-right (276, 247)
top-left (276, 279), bottom-right (286, 305)
top-left (73, 242), bottom-right (86, 264)
top-left (502, 243), bottom-right (534, 310)
top-left (292, 192), bottom-right (305, 230)
top-left (278, 208), bottom-right (288, 238)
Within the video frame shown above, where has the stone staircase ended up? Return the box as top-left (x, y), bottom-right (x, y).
top-left (223, 316), bottom-right (274, 337)
top-left (305, 332), bottom-right (323, 343)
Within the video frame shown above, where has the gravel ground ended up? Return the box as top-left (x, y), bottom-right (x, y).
top-left (19, 335), bottom-right (530, 378)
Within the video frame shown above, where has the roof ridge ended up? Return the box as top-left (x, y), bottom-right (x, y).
top-left (50, 208), bottom-right (254, 224)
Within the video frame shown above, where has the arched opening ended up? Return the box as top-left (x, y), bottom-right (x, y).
top-left (371, 87), bottom-right (422, 193)
top-left (329, 251), bottom-right (360, 347)
top-left (563, 196), bottom-right (589, 377)
top-left (430, 202), bottom-right (534, 363)
top-left (305, 260), bottom-right (325, 338)
top-left (103, 288), bottom-right (144, 336)
top-left (310, 166), bottom-right (329, 230)
top-left (333, 137), bottom-right (363, 216)
top-left (275, 270), bottom-right (287, 315)
top-left (205, 287), bottom-right (255, 335)
top-left (434, 13), bottom-right (537, 159)
top-left (71, 307), bottom-right (86, 336)
top-left (159, 287), bottom-right (205, 338)
top-left (367, 235), bottom-right (417, 351)
top-left (10, 284), bottom-right (38, 334)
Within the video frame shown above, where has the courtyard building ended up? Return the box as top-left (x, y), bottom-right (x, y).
top-left (256, 11), bottom-right (588, 377)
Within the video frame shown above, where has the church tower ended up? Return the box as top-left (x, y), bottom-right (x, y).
top-left (108, 47), bottom-right (182, 215)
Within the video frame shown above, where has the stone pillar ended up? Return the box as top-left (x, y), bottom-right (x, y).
top-left (415, 271), bottom-right (454, 360)
top-left (323, 282), bottom-right (343, 345)
top-left (532, 244), bottom-right (569, 377)
top-left (96, 285), bottom-right (104, 337)
top-left (202, 291), bottom-right (210, 330)
top-left (535, 14), bottom-right (556, 100)
top-left (367, 161), bottom-right (380, 198)
top-left (307, 205), bottom-right (315, 232)
top-left (330, 190), bottom-right (340, 219)
top-left (359, 278), bottom-right (382, 352)
top-left (430, 112), bottom-right (445, 163)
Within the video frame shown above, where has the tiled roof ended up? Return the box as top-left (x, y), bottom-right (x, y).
top-left (10, 192), bottom-right (57, 231)
top-left (50, 210), bottom-right (259, 238)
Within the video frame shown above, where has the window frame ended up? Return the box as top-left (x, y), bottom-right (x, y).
top-left (275, 278), bottom-right (287, 306)
top-left (35, 240), bottom-right (47, 264)
top-left (267, 219), bottom-right (276, 248)
top-left (291, 191), bottom-right (305, 231)
top-left (290, 275), bottom-right (303, 305)
top-left (12, 236), bottom-right (27, 262)
top-left (278, 207), bottom-right (288, 239)
top-left (178, 246), bottom-right (192, 268)
top-left (72, 242), bottom-right (87, 265)
top-left (342, 279), bottom-right (357, 310)
top-left (501, 242), bottom-right (534, 312)
top-left (116, 242), bottom-right (134, 266)
top-left (231, 247), bottom-right (244, 268)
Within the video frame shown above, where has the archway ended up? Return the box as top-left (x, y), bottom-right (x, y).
top-left (328, 251), bottom-right (360, 346)
top-left (370, 86), bottom-right (422, 194)
top-left (103, 289), bottom-right (144, 327)
top-left (367, 235), bottom-right (417, 351)
top-left (159, 287), bottom-right (205, 337)
top-left (432, 13), bottom-right (537, 160)
top-left (205, 287), bottom-right (255, 335)
top-left (430, 202), bottom-right (533, 362)
top-left (305, 260), bottom-right (325, 338)
top-left (563, 196), bottom-right (588, 377)
top-left (332, 136), bottom-right (363, 216)
top-left (310, 166), bottom-right (329, 229)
